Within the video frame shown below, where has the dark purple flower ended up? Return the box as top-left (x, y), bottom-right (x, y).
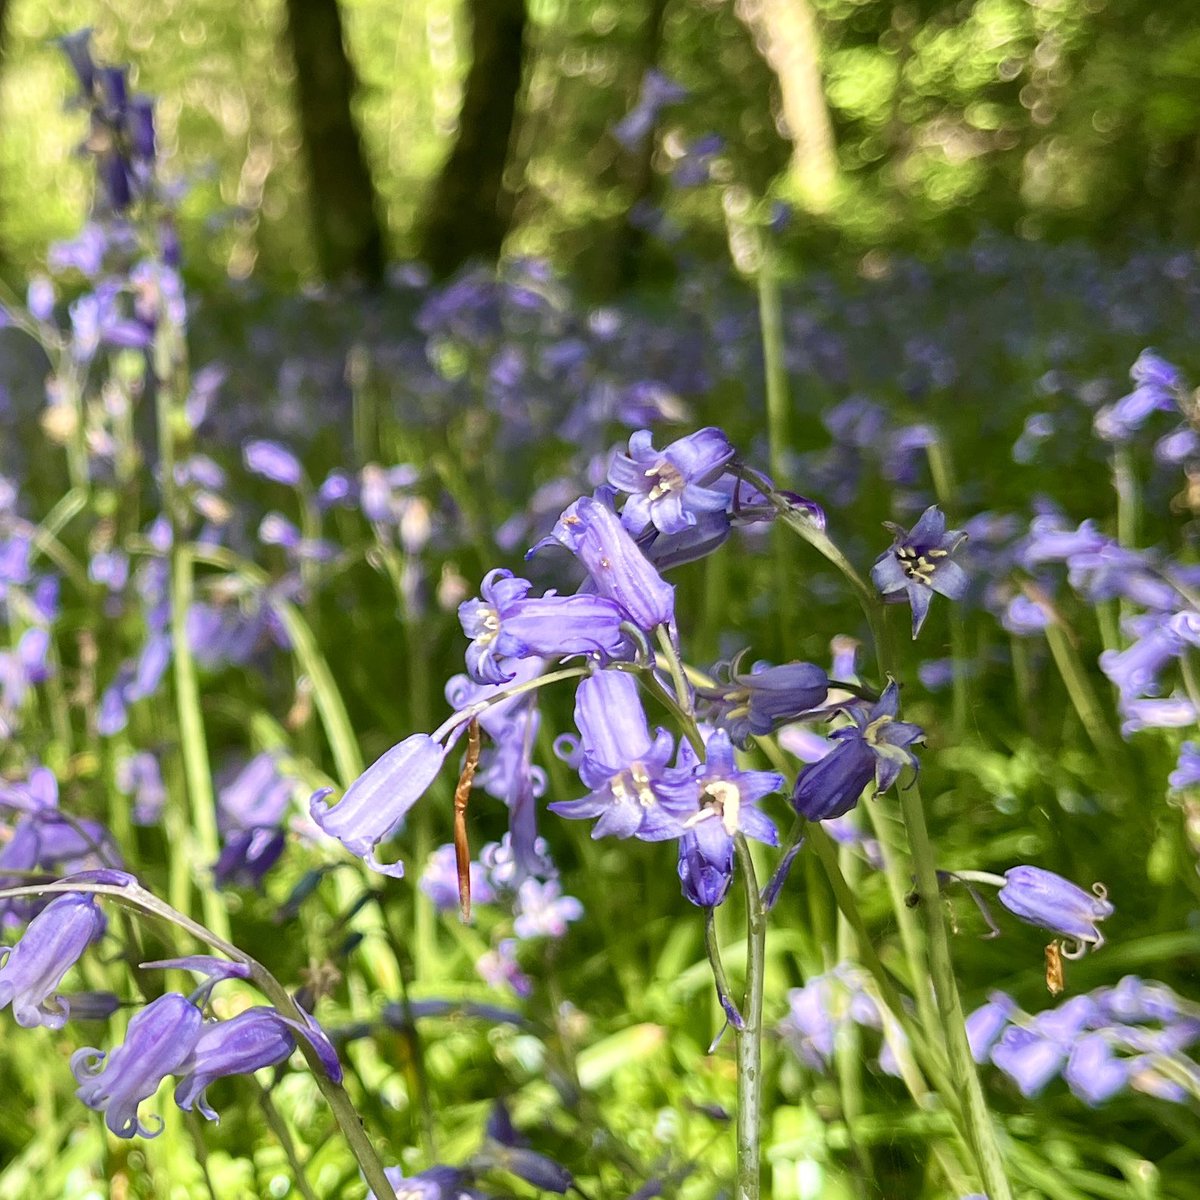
top-left (538, 494), bottom-right (675, 633)
top-left (608, 428), bottom-right (735, 536)
top-left (997, 866), bottom-right (1113, 952)
top-left (675, 729), bottom-right (781, 908)
top-left (72, 992), bottom-right (203, 1137)
top-left (871, 506), bottom-right (968, 638)
top-left (174, 1007), bottom-right (298, 1121)
top-left (0, 893), bottom-right (105, 1028)
top-left (549, 671), bottom-right (697, 840)
top-left (697, 655), bottom-right (829, 747)
top-left (311, 734), bottom-right (450, 877)
top-left (792, 682), bottom-right (923, 821)
top-left (459, 568), bottom-right (629, 684)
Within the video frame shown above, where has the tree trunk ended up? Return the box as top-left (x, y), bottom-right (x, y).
top-left (735, 0), bottom-right (838, 210)
top-left (283, 0), bottom-right (386, 285)
top-left (419, 0), bottom-right (527, 278)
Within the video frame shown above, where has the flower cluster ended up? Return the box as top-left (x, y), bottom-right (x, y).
top-left (0, 889), bottom-right (340, 1137)
top-left (968, 977), bottom-right (1200, 1106)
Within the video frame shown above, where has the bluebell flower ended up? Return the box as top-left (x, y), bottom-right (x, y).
top-left (0, 893), bottom-right (105, 1028)
top-left (1120, 695), bottom-right (1195, 737)
top-left (696, 655), bottom-right (829, 747)
top-left (72, 992), bottom-right (203, 1137)
top-left (1093, 350), bottom-right (1183, 443)
top-left (368, 1165), bottom-right (481, 1200)
top-left (997, 866), bottom-right (1113, 952)
top-left (420, 844), bottom-right (496, 912)
top-left (871, 506), bottom-right (968, 638)
top-left (459, 568), bottom-right (630, 684)
top-left (476, 938), bottom-right (531, 998)
top-left (675, 729), bottom-right (782, 908)
top-left (115, 752), bottom-right (166, 825)
top-left (174, 1007), bottom-right (299, 1122)
top-left (1169, 742), bottom-right (1200, 789)
top-left (512, 878), bottom-right (583, 939)
top-left (243, 439), bottom-right (303, 487)
top-left (792, 682), bottom-right (923, 821)
top-left (1099, 617), bottom-right (1185, 701)
top-left (612, 68), bottom-right (688, 148)
top-left (965, 992), bottom-right (1017, 1063)
top-left (990, 996), bottom-right (1098, 1098)
top-left (608, 428), bottom-right (735, 536)
top-left (549, 671), bottom-right (697, 840)
top-left (311, 734), bottom-right (451, 877)
top-left (1063, 1033), bottom-right (1131, 1105)
top-left (538, 494), bottom-right (675, 633)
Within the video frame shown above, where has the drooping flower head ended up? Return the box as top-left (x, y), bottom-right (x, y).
top-left (458, 568), bottom-right (630, 684)
top-left (549, 670), bottom-right (697, 840)
top-left (871, 505), bottom-right (968, 638)
top-left (696, 654), bottom-right (829, 747)
top-left (311, 734), bottom-right (451, 877)
top-left (537, 494), bottom-right (675, 634)
top-left (792, 681), bottom-right (923, 822)
top-left (997, 866), bottom-right (1114, 954)
top-left (0, 892), bottom-right (105, 1028)
top-left (174, 1007), bottom-right (299, 1122)
top-left (72, 992), bottom-right (203, 1137)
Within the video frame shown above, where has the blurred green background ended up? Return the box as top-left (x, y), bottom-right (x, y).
top-left (1, 0), bottom-right (1197, 291)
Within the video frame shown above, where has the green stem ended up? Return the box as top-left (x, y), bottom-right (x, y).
top-left (258, 1084), bottom-right (320, 1200)
top-left (733, 834), bottom-right (766, 1200)
top-left (153, 315), bottom-right (227, 943)
top-left (898, 778), bottom-right (1013, 1200)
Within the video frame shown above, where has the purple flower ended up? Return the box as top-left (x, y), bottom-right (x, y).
top-left (0, 893), bottom-right (105, 1028)
top-left (1064, 1033), bottom-right (1131, 1105)
top-left (965, 993), bottom-right (1017, 1063)
top-left (549, 671), bottom-right (697, 840)
top-left (1121, 695), bottom-right (1196, 736)
top-left (539, 494), bottom-right (675, 633)
top-left (871, 506), bottom-right (968, 638)
top-left (420, 844), bottom-right (496, 912)
top-left (115, 752), bottom-right (167, 825)
top-left (1169, 742), bottom-right (1200, 789)
top-left (512, 878), bottom-right (583, 939)
top-left (676, 729), bottom-right (781, 908)
top-left (1093, 351), bottom-right (1183, 443)
top-left (1099, 619), bottom-right (1184, 701)
top-left (608, 428), bottom-right (735, 536)
top-left (243, 439), bottom-right (303, 487)
top-left (459, 568), bottom-right (630, 684)
top-left (72, 993), bottom-right (203, 1137)
top-left (997, 866), bottom-right (1114, 952)
top-left (792, 682), bottom-right (923, 821)
top-left (174, 1007), bottom-right (298, 1121)
top-left (311, 734), bottom-right (450, 876)
top-left (697, 656), bottom-right (829, 747)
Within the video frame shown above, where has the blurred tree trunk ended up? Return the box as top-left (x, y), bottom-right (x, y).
top-left (735, 0), bottom-right (838, 210)
top-left (419, 0), bottom-right (527, 278)
top-left (283, 0), bottom-right (386, 285)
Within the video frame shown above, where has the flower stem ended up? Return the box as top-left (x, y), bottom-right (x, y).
top-left (733, 834), bottom-right (766, 1200)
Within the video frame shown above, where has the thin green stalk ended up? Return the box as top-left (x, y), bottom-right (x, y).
top-left (898, 778), bottom-right (1013, 1200)
top-left (1042, 621), bottom-right (1120, 765)
top-left (733, 834), bottom-right (766, 1200)
top-left (258, 1084), bottom-right (321, 1200)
